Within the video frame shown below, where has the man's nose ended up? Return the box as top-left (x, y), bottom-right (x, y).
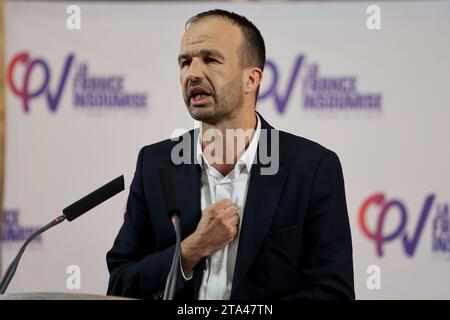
top-left (186, 58), bottom-right (205, 82)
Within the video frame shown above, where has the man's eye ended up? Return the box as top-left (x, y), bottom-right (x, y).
top-left (205, 57), bottom-right (218, 64)
top-left (181, 60), bottom-right (191, 67)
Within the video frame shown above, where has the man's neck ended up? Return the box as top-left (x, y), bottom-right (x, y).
top-left (201, 110), bottom-right (257, 177)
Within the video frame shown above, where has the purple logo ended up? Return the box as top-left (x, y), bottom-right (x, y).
top-left (358, 193), bottom-right (436, 257)
top-left (72, 64), bottom-right (148, 109)
top-left (7, 52), bottom-right (74, 113)
top-left (259, 54), bottom-right (382, 114)
top-left (7, 51), bottom-right (149, 113)
top-left (433, 204), bottom-right (450, 255)
top-left (1, 209), bottom-right (43, 244)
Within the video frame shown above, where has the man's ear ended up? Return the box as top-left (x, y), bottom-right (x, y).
top-left (244, 68), bottom-right (263, 95)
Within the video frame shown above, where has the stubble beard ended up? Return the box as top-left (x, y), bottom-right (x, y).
top-left (184, 77), bottom-right (244, 126)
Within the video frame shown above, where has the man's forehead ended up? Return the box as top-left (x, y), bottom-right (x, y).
top-left (181, 18), bottom-right (242, 48)
top-left (182, 33), bottom-right (213, 46)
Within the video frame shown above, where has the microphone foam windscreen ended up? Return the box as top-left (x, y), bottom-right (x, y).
top-left (63, 175), bottom-right (125, 222)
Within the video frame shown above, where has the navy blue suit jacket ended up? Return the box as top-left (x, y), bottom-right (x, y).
top-left (106, 114), bottom-right (355, 300)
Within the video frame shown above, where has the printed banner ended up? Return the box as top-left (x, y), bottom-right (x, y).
top-left (3, 1), bottom-right (450, 299)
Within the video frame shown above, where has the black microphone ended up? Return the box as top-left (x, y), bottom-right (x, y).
top-left (159, 164), bottom-right (182, 300)
top-left (63, 175), bottom-right (125, 221)
top-left (0, 175), bottom-right (125, 294)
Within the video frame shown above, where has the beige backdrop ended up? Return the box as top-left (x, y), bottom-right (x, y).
top-left (2, 1), bottom-right (450, 299)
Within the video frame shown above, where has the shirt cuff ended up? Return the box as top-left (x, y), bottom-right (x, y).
top-left (179, 258), bottom-right (193, 281)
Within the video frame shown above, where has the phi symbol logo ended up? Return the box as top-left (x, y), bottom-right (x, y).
top-left (358, 193), bottom-right (435, 257)
top-left (7, 52), bottom-right (75, 113)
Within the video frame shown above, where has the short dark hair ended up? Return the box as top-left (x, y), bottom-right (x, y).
top-left (186, 9), bottom-right (266, 72)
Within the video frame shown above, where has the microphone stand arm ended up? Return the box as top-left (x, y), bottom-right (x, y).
top-left (0, 214), bottom-right (66, 294)
top-left (163, 214), bottom-right (181, 300)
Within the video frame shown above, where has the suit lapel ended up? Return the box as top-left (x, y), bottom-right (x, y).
top-left (231, 116), bottom-right (287, 298)
top-left (172, 163), bottom-right (201, 239)
top-left (170, 117), bottom-right (286, 299)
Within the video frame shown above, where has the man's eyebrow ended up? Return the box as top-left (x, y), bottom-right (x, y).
top-left (177, 49), bottom-right (225, 64)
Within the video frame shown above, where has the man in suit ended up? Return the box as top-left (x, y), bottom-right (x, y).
top-left (107, 9), bottom-right (355, 300)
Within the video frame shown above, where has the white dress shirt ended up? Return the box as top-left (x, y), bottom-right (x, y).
top-left (181, 113), bottom-right (261, 300)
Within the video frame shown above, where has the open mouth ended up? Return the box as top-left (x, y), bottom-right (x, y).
top-left (188, 86), bottom-right (213, 106)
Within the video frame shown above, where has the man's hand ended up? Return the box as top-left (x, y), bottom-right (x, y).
top-left (180, 199), bottom-right (239, 276)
